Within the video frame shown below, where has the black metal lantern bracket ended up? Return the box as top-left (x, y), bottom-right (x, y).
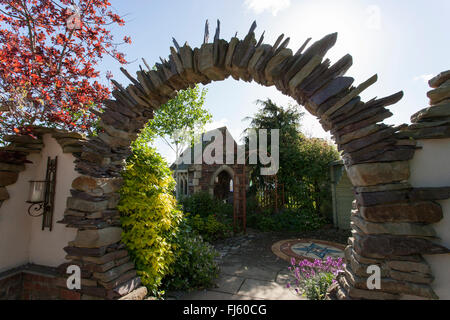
top-left (26, 156), bottom-right (58, 231)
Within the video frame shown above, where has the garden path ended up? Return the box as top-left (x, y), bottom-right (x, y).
top-left (166, 228), bottom-right (349, 300)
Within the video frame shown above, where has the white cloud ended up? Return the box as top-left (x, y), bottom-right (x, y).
top-left (413, 74), bottom-right (433, 83)
top-left (244, 0), bottom-right (291, 16)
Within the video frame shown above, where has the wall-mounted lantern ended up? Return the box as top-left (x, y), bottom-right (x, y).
top-left (26, 156), bottom-right (57, 231)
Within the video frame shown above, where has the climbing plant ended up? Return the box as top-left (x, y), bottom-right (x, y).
top-left (118, 136), bottom-right (182, 296)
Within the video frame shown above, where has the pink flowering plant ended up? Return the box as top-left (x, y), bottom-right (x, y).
top-left (287, 256), bottom-right (344, 300)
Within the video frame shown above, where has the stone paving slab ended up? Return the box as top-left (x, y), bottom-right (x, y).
top-left (237, 278), bottom-right (301, 300)
top-left (220, 264), bottom-right (279, 282)
top-left (275, 269), bottom-right (291, 285)
top-left (180, 290), bottom-right (236, 300)
top-left (211, 275), bottom-right (245, 295)
top-left (178, 289), bottom-right (265, 300)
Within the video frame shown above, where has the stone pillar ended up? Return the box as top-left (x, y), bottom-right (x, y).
top-left (57, 97), bottom-right (154, 299)
top-left (58, 175), bottom-right (143, 299)
top-left (396, 70), bottom-right (450, 299)
top-left (327, 70), bottom-right (450, 300)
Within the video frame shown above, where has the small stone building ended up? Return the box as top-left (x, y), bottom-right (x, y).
top-left (330, 160), bottom-right (354, 230)
top-left (171, 127), bottom-right (249, 202)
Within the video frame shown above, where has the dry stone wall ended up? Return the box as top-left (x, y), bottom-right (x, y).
top-left (50, 20), bottom-right (450, 299)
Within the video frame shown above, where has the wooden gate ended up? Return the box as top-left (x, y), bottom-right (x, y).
top-left (257, 175), bottom-right (285, 213)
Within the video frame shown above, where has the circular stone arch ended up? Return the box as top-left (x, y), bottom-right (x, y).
top-left (63, 20), bottom-right (449, 300)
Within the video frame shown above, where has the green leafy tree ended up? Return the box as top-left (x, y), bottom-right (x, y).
top-left (243, 98), bottom-right (305, 190)
top-left (145, 84), bottom-right (211, 159)
top-left (244, 98), bottom-right (339, 221)
top-left (143, 84), bottom-right (211, 197)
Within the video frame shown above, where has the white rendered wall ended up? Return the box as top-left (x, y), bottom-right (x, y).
top-left (0, 134), bottom-right (78, 272)
top-left (27, 134), bottom-right (78, 267)
top-left (0, 153), bottom-right (38, 272)
top-left (409, 138), bottom-right (450, 300)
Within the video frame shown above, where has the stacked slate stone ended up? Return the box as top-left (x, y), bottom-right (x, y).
top-left (0, 127), bottom-right (85, 209)
top-left (57, 175), bottom-right (148, 299)
top-left (399, 70), bottom-right (450, 139)
top-left (330, 70), bottom-right (450, 300)
top-left (0, 150), bottom-right (28, 208)
top-left (61, 20), bottom-right (449, 300)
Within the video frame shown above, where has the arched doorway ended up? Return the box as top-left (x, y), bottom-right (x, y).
top-left (209, 165), bottom-right (235, 203)
top-left (208, 164), bottom-right (247, 232)
top-left (213, 170), bottom-right (233, 202)
top-left (62, 20), bottom-right (449, 300)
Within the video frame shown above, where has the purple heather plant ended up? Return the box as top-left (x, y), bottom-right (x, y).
top-left (287, 256), bottom-right (344, 300)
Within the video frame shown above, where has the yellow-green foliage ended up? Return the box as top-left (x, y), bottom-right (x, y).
top-left (118, 139), bottom-right (182, 295)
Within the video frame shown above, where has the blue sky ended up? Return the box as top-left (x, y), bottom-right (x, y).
top-left (97, 0), bottom-right (450, 163)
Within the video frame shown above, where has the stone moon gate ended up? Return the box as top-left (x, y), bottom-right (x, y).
top-left (62, 20), bottom-right (450, 300)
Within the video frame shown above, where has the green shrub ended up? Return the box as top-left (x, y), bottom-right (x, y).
top-left (162, 221), bottom-right (219, 291)
top-left (118, 139), bottom-right (183, 296)
top-left (180, 192), bottom-right (233, 241)
top-left (247, 208), bottom-right (326, 232)
top-left (187, 213), bottom-right (233, 242)
top-left (180, 192), bottom-right (220, 218)
top-left (245, 195), bottom-right (260, 215)
top-left (303, 272), bottom-right (335, 300)
top-left (215, 200), bottom-right (234, 220)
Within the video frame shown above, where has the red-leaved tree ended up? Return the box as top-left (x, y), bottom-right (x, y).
top-left (0, 0), bottom-right (130, 137)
